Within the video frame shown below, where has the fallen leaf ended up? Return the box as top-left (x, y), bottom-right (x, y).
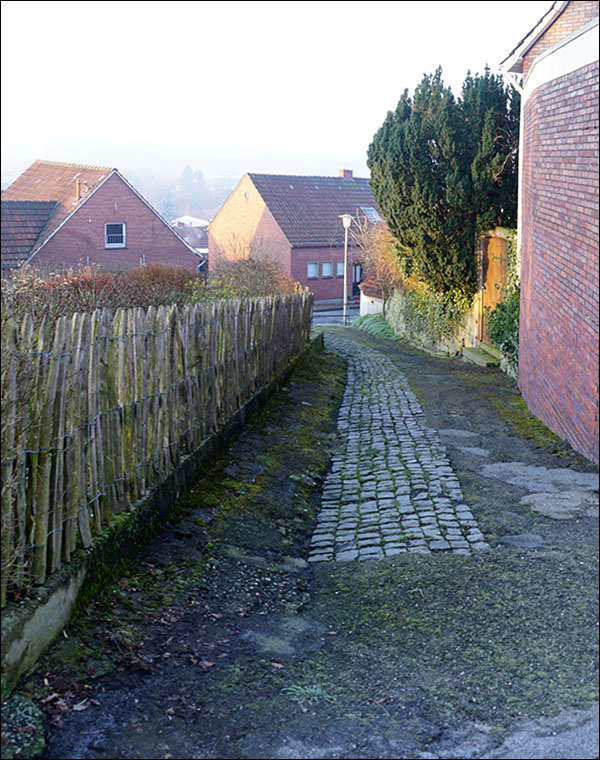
top-left (270, 662), bottom-right (284, 669)
top-left (72, 700), bottom-right (90, 711)
top-left (40, 693), bottom-right (60, 705)
top-left (198, 660), bottom-right (215, 669)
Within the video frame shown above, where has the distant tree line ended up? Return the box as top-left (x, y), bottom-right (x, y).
top-left (127, 166), bottom-right (236, 222)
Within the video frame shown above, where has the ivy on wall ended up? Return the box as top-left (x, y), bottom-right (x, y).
top-left (485, 229), bottom-right (520, 377)
top-left (386, 282), bottom-right (473, 355)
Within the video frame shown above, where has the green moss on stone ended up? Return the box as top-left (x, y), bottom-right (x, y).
top-left (494, 395), bottom-right (589, 463)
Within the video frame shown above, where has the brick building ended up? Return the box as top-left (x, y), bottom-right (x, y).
top-left (208, 170), bottom-right (382, 304)
top-left (500, 1), bottom-right (599, 462)
top-left (1, 160), bottom-right (203, 274)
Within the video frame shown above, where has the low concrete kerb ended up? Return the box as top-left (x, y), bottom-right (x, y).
top-left (1, 332), bottom-right (325, 695)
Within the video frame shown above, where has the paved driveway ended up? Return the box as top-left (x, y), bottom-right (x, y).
top-left (312, 306), bottom-right (360, 326)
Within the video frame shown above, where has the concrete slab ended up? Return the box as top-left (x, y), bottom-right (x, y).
top-left (481, 462), bottom-right (599, 493)
top-left (520, 490), bottom-right (599, 520)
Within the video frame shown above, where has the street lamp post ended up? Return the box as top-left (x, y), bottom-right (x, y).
top-left (340, 214), bottom-right (352, 325)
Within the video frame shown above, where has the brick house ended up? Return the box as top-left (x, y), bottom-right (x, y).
top-left (208, 170), bottom-right (382, 304)
top-left (1, 160), bottom-right (203, 274)
top-left (500, 0), bottom-right (599, 462)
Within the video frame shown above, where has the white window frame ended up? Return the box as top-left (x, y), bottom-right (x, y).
top-left (307, 261), bottom-right (318, 279)
top-left (336, 260), bottom-right (345, 277)
top-left (321, 260), bottom-right (333, 278)
top-left (105, 222), bottom-right (126, 249)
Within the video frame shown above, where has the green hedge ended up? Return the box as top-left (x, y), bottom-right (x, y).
top-left (486, 286), bottom-right (520, 378)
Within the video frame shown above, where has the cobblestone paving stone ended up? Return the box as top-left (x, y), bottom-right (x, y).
top-left (309, 334), bottom-right (490, 562)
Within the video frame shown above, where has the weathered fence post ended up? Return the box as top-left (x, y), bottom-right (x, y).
top-left (1, 293), bottom-right (312, 601)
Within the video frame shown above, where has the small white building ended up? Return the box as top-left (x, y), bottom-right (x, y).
top-left (359, 277), bottom-right (383, 317)
top-left (170, 215), bottom-right (210, 228)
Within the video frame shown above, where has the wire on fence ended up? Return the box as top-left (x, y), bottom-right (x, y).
top-left (1, 295), bottom-right (313, 602)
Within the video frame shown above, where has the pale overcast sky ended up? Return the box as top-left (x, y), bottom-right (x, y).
top-left (1, 0), bottom-right (551, 184)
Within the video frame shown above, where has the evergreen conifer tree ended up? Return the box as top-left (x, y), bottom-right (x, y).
top-left (367, 67), bottom-right (519, 299)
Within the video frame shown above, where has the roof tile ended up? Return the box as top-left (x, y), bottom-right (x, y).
top-left (248, 173), bottom-right (380, 247)
top-left (1, 200), bottom-right (57, 268)
top-left (2, 160), bottom-right (114, 257)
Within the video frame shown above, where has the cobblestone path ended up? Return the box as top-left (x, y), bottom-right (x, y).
top-left (309, 334), bottom-right (490, 562)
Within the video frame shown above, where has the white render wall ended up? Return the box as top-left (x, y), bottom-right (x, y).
top-left (360, 292), bottom-right (384, 317)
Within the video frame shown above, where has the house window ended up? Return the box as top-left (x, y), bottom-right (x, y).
top-left (322, 261), bottom-right (333, 278)
top-left (307, 262), bottom-right (318, 279)
top-left (336, 261), bottom-right (345, 277)
top-left (105, 223), bottom-right (126, 248)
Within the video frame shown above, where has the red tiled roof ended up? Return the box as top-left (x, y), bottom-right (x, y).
top-left (359, 274), bottom-right (383, 300)
top-left (1, 200), bottom-right (57, 269)
top-left (2, 160), bottom-right (114, 257)
top-left (248, 173), bottom-right (380, 248)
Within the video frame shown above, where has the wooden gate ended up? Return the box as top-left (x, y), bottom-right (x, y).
top-left (477, 234), bottom-right (508, 343)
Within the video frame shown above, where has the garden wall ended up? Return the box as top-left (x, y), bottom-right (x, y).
top-left (384, 230), bottom-right (513, 357)
top-left (385, 289), bottom-right (477, 356)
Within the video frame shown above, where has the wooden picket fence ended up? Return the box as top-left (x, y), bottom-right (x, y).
top-left (0, 293), bottom-right (313, 605)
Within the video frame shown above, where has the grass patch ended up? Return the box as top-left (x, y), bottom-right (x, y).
top-left (282, 683), bottom-right (337, 706)
top-left (353, 313), bottom-right (399, 341)
top-left (309, 547), bottom-right (599, 724)
top-left (494, 395), bottom-right (590, 463)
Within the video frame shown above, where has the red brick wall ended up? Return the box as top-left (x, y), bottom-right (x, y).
top-left (292, 246), bottom-right (363, 302)
top-left (34, 174), bottom-right (198, 272)
top-left (208, 175), bottom-right (292, 274)
top-left (519, 60), bottom-right (599, 462)
top-left (523, 1), bottom-right (599, 77)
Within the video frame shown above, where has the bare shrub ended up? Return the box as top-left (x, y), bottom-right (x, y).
top-left (350, 216), bottom-right (404, 316)
top-left (1, 264), bottom-right (203, 325)
top-left (209, 256), bottom-right (303, 298)
top-left (205, 234), bottom-right (304, 300)
top-left (127, 262), bottom-right (199, 305)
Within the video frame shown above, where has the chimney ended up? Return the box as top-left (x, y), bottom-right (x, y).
top-left (75, 178), bottom-right (81, 201)
top-left (339, 169), bottom-right (353, 179)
